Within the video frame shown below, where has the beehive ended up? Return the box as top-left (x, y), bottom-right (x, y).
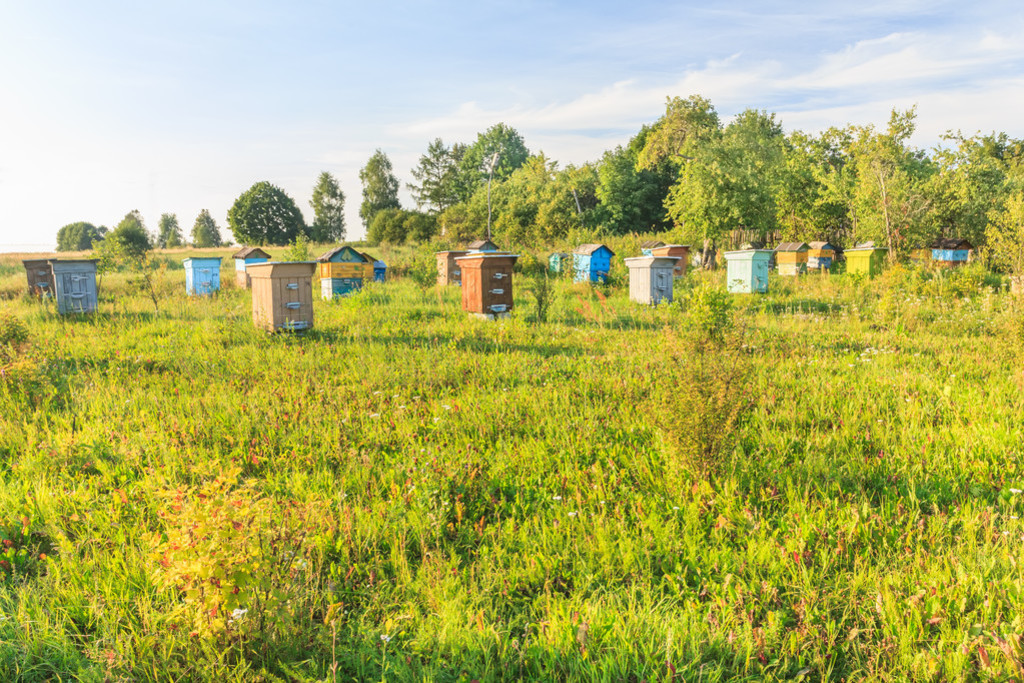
top-left (467, 239), bottom-right (500, 253)
top-left (436, 251), bottom-right (467, 286)
top-left (650, 244), bottom-right (690, 277)
top-left (625, 256), bottom-right (678, 304)
top-left (931, 238), bottom-right (972, 267)
top-left (318, 246), bottom-right (372, 298)
top-left (373, 260), bottom-right (387, 283)
top-left (183, 257), bottom-right (222, 296)
top-left (845, 243), bottom-right (888, 278)
top-left (910, 246), bottom-right (932, 265)
top-left (640, 240), bottom-right (666, 256)
top-left (724, 250), bottom-right (772, 293)
top-left (573, 244), bottom-right (615, 283)
top-left (247, 262), bottom-right (316, 332)
top-left (455, 253), bottom-right (518, 317)
top-left (50, 260), bottom-right (99, 314)
top-left (358, 251), bottom-right (377, 280)
top-left (233, 247), bottom-right (271, 288)
top-left (548, 252), bottom-right (571, 274)
top-left (807, 241), bottom-right (837, 271)
top-left (774, 242), bottom-right (809, 276)
top-left (22, 259), bottom-right (55, 298)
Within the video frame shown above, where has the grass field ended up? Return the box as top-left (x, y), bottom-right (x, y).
top-left (2, 249), bottom-right (1024, 681)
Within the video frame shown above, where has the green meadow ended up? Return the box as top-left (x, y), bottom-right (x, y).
top-left (1, 248), bottom-right (1023, 682)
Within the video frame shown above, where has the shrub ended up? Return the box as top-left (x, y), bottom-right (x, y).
top-left (150, 471), bottom-right (323, 639)
top-left (0, 313), bottom-right (28, 348)
top-left (526, 271), bottom-right (554, 323)
top-left (679, 283), bottom-right (734, 343)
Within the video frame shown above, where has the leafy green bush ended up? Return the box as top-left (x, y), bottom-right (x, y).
top-left (679, 283), bottom-right (734, 343)
top-left (0, 313), bottom-right (28, 348)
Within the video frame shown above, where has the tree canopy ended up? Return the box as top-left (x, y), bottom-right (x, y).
top-left (56, 222), bottom-right (105, 251)
top-left (191, 209), bottom-right (224, 248)
top-left (309, 171), bottom-right (346, 243)
top-left (228, 182), bottom-right (307, 246)
top-left (157, 213), bottom-right (185, 249)
top-left (359, 150), bottom-right (401, 229)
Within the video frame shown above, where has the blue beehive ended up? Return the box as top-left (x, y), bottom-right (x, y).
top-left (931, 238), bottom-right (972, 267)
top-left (183, 257), bottom-right (222, 296)
top-left (373, 260), bottom-right (386, 283)
top-left (724, 249), bottom-right (773, 293)
top-left (573, 244), bottom-right (615, 283)
top-left (233, 247), bottom-right (271, 288)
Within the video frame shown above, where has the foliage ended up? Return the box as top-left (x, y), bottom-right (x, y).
top-left (403, 211), bottom-right (437, 242)
top-left (228, 181), bottom-right (307, 246)
top-left (367, 208), bottom-right (407, 245)
top-left (0, 313), bottom-right (29, 349)
top-left (595, 126), bottom-right (673, 235)
top-left (309, 171), bottom-right (346, 243)
top-left (359, 149), bottom-right (401, 229)
top-left (150, 471), bottom-right (321, 638)
top-left (457, 123), bottom-right (530, 197)
top-left (190, 209), bottom-right (224, 248)
top-left (157, 213), bottom-right (185, 249)
top-left (284, 233), bottom-right (311, 262)
top-left (109, 210), bottom-right (153, 258)
top-left (408, 138), bottom-right (466, 214)
top-left (525, 270), bottom-right (554, 323)
top-left (986, 191), bottom-right (1024, 276)
top-left (56, 221), bottom-right (104, 252)
top-left (679, 282), bottom-right (734, 343)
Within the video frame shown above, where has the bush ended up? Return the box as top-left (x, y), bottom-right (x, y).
top-left (679, 283), bottom-right (734, 343)
top-left (150, 471), bottom-right (324, 639)
top-left (0, 313), bottom-right (28, 348)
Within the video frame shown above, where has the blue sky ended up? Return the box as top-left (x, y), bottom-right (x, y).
top-left (2, 1), bottom-right (1023, 251)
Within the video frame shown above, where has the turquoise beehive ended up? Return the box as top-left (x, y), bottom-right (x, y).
top-left (183, 257), bottom-right (222, 296)
top-left (724, 249), bottom-right (773, 293)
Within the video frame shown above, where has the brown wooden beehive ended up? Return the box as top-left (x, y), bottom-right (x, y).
top-left (455, 253), bottom-right (518, 316)
top-left (247, 261), bottom-right (317, 332)
top-left (436, 251), bottom-right (468, 286)
top-left (22, 259), bottom-right (55, 297)
top-left (650, 244), bottom-right (690, 277)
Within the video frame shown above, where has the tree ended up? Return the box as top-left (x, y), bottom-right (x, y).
top-left (157, 213), bottom-right (184, 248)
top-left (109, 210), bottom-right (153, 258)
top-left (662, 108), bottom-right (786, 267)
top-left (56, 222), bottom-right (103, 251)
top-left (228, 181), bottom-right (307, 246)
top-left (596, 126), bottom-right (674, 234)
top-left (309, 171), bottom-right (346, 243)
top-left (849, 108), bottom-right (935, 256)
top-left (457, 123), bottom-right (530, 199)
top-left (408, 138), bottom-right (465, 214)
top-left (985, 190), bottom-right (1024, 277)
top-left (404, 211), bottom-right (438, 242)
top-left (191, 209), bottom-right (224, 248)
top-left (359, 150), bottom-right (401, 230)
top-left (637, 95), bottom-right (721, 169)
top-left (367, 208), bottom-right (408, 244)
top-left (774, 130), bottom-right (852, 242)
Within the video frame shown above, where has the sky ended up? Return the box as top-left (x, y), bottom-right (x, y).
top-left (2, 0), bottom-right (1024, 252)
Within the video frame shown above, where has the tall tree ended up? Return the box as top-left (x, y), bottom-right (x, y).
top-left (408, 138), bottom-right (465, 214)
top-left (157, 213), bottom-right (184, 248)
top-left (56, 221), bottom-right (103, 251)
top-left (359, 150), bottom-right (401, 230)
top-left (774, 130), bottom-right (852, 243)
top-left (596, 125), bottom-right (674, 234)
top-left (191, 209), bottom-right (224, 248)
top-left (849, 108), bottom-right (935, 256)
top-left (109, 210), bottom-right (153, 258)
top-left (228, 181), bottom-right (307, 246)
top-left (457, 123), bottom-right (530, 200)
top-left (309, 171), bottom-right (346, 243)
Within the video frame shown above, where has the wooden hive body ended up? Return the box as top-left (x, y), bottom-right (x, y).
top-left (183, 257), bottom-right (222, 296)
top-left (807, 242), bottom-right (837, 271)
top-left (22, 259), bottom-right (55, 298)
top-left (931, 238), bottom-right (972, 267)
top-left (650, 244), bottom-right (690, 277)
top-left (455, 253), bottom-right (518, 315)
top-left (774, 242), bottom-right (810, 276)
top-left (724, 250), bottom-right (773, 293)
top-left (233, 247), bottom-right (271, 288)
top-left (247, 262), bottom-right (316, 331)
top-left (436, 251), bottom-right (468, 286)
top-left (50, 260), bottom-right (99, 314)
top-left (317, 246), bottom-right (371, 299)
top-left (548, 253), bottom-right (570, 274)
top-left (572, 244), bottom-right (615, 283)
top-left (846, 246), bottom-right (888, 278)
top-left (625, 256), bottom-right (678, 304)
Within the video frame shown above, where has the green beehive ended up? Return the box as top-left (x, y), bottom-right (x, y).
top-left (845, 242), bottom-right (888, 278)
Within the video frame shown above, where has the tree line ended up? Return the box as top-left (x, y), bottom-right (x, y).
top-left (58, 94), bottom-right (1024, 271)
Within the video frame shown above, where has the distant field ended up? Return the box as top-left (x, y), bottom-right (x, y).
top-left (1, 251), bottom-right (1023, 681)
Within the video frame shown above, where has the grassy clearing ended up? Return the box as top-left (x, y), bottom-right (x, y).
top-left (1, 251), bottom-right (1023, 681)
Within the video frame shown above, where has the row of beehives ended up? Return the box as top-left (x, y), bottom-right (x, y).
top-left (723, 238), bottom-right (974, 293)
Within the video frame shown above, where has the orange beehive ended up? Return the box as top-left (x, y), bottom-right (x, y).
top-left (455, 253), bottom-right (518, 317)
top-left (650, 244), bottom-right (690, 277)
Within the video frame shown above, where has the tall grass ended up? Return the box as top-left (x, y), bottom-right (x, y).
top-left (0, 252), bottom-right (1023, 680)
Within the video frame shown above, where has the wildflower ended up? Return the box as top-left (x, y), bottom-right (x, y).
top-left (552, 496), bottom-right (562, 501)
top-left (1010, 488), bottom-right (1022, 494)
top-left (568, 512), bottom-right (577, 517)
top-left (370, 413), bottom-right (380, 419)
top-left (230, 608), bottom-right (248, 622)
top-left (380, 634), bottom-right (391, 643)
